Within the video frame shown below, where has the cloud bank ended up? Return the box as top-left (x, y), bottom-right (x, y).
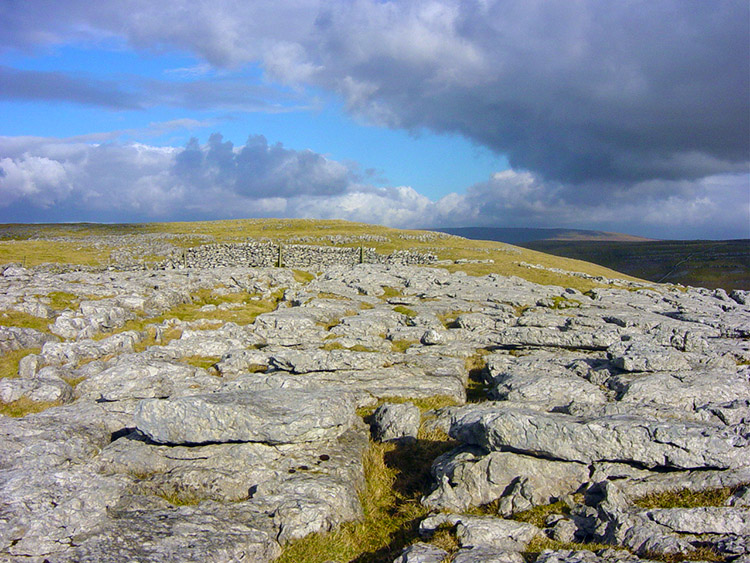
top-left (1, 135), bottom-right (747, 239)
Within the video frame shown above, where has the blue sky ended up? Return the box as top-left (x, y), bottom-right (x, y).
top-left (1, 1), bottom-right (748, 239)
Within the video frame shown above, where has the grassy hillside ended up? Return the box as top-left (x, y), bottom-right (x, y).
top-left (0, 219), bottom-right (646, 292)
top-left (433, 226), bottom-right (653, 244)
top-left (522, 239), bottom-right (750, 291)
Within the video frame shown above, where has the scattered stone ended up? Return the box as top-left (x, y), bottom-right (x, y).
top-left (392, 542), bottom-right (449, 563)
top-left (371, 401), bottom-right (421, 442)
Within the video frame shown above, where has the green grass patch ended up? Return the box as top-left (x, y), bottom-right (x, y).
top-left (0, 310), bottom-right (51, 332)
top-left (99, 287), bottom-right (284, 342)
top-left (155, 490), bottom-right (203, 506)
top-left (0, 219), bottom-right (646, 291)
top-left (380, 286), bottom-right (403, 299)
top-left (0, 240), bottom-right (109, 267)
top-left (509, 500), bottom-right (571, 527)
top-left (293, 269), bottom-right (315, 284)
top-left (547, 295), bottom-right (582, 309)
top-left (0, 397), bottom-right (62, 417)
top-left (390, 339), bottom-right (418, 353)
top-left (0, 348), bottom-right (41, 379)
top-left (179, 355), bottom-right (221, 371)
top-left (47, 291), bottom-right (82, 310)
top-left (464, 350), bottom-right (491, 403)
top-left (633, 485), bottom-right (744, 510)
top-left (61, 374), bottom-right (87, 387)
top-left (320, 341), bottom-right (380, 353)
top-left (392, 305), bottom-right (417, 318)
top-left (524, 536), bottom-right (623, 558)
top-left (277, 430), bottom-right (458, 563)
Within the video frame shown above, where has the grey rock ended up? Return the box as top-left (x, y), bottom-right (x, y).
top-left (608, 340), bottom-right (691, 372)
top-left (421, 328), bottom-right (446, 345)
top-left (371, 402), bottom-right (421, 442)
top-left (609, 466), bottom-right (750, 500)
top-left (214, 347), bottom-right (273, 377)
top-left (547, 517), bottom-right (579, 543)
top-left (643, 506), bottom-right (750, 535)
top-left (269, 347), bottom-right (392, 373)
top-left (0, 407), bottom-right (111, 473)
top-left (455, 515), bottom-right (540, 550)
top-left (611, 369), bottom-right (750, 412)
top-left (449, 404), bottom-right (750, 469)
top-left (392, 542), bottom-right (449, 563)
top-left (452, 547), bottom-right (526, 563)
top-left (0, 326), bottom-right (57, 354)
top-left (76, 357), bottom-right (222, 402)
top-left (534, 550), bottom-right (650, 563)
top-left (41, 330), bottom-right (142, 366)
top-left (424, 448), bottom-right (588, 513)
top-left (220, 364), bottom-right (467, 407)
top-left (490, 326), bottom-right (620, 350)
top-left (17, 352), bottom-right (41, 377)
top-left (50, 504), bottom-right (282, 563)
top-left (135, 388), bottom-right (357, 445)
top-left (1, 468), bottom-right (136, 558)
top-left (727, 485), bottom-right (750, 507)
top-left (0, 376), bottom-right (73, 404)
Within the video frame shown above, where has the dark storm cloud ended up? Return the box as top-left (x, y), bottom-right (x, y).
top-left (3, 1), bottom-right (747, 187)
top-left (304, 1), bottom-right (750, 185)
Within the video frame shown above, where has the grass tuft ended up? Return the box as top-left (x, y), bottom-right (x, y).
top-left (393, 305), bottom-right (418, 318)
top-left (0, 348), bottom-right (41, 379)
top-left (0, 310), bottom-right (51, 332)
top-left (277, 410), bottom-right (459, 563)
top-left (390, 339), bottom-right (418, 353)
top-left (633, 485), bottom-right (745, 510)
top-left (0, 397), bottom-right (62, 417)
top-left (179, 355), bottom-right (221, 371)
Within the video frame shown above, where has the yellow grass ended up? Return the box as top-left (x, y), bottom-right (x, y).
top-left (0, 219), bottom-right (645, 292)
top-left (0, 348), bottom-right (41, 379)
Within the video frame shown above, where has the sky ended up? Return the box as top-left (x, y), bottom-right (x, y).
top-left (0, 0), bottom-right (748, 239)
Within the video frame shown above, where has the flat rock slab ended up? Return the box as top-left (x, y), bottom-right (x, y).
top-left (450, 405), bottom-right (750, 470)
top-left (643, 506), bottom-right (750, 535)
top-left (135, 388), bottom-right (356, 445)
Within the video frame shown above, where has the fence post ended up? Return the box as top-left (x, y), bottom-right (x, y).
top-left (277, 243), bottom-right (283, 268)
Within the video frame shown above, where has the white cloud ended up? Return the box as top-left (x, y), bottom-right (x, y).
top-left (1, 134), bottom-right (746, 238)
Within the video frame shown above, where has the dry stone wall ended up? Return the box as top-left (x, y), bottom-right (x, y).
top-left (159, 242), bottom-right (437, 270)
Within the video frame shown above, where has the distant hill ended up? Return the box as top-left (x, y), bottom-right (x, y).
top-left (521, 239), bottom-right (750, 291)
top-left (432, 227), bottom-right (653, 244)
top-left (432, 227), bottom-right (749, 291)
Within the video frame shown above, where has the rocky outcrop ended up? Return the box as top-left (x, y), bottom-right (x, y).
top-left (0, 261), bottom-right (748, 562)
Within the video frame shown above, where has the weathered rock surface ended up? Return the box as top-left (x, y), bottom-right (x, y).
top-left (0, 259), bottom-right (748, 561)
top-left (135, 388), bottom-right (357, 445)
top-left (371, 401), bottom-right (421, 442)
top-left (449, 406), bottom-right (748, 469)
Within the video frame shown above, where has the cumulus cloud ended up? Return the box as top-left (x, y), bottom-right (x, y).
top-left (432, 169), bottom-right (750, 240)
top-left (1, 134), bottom-right (746, 239)
top-left (0, 134), bottom-right (357, 221)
